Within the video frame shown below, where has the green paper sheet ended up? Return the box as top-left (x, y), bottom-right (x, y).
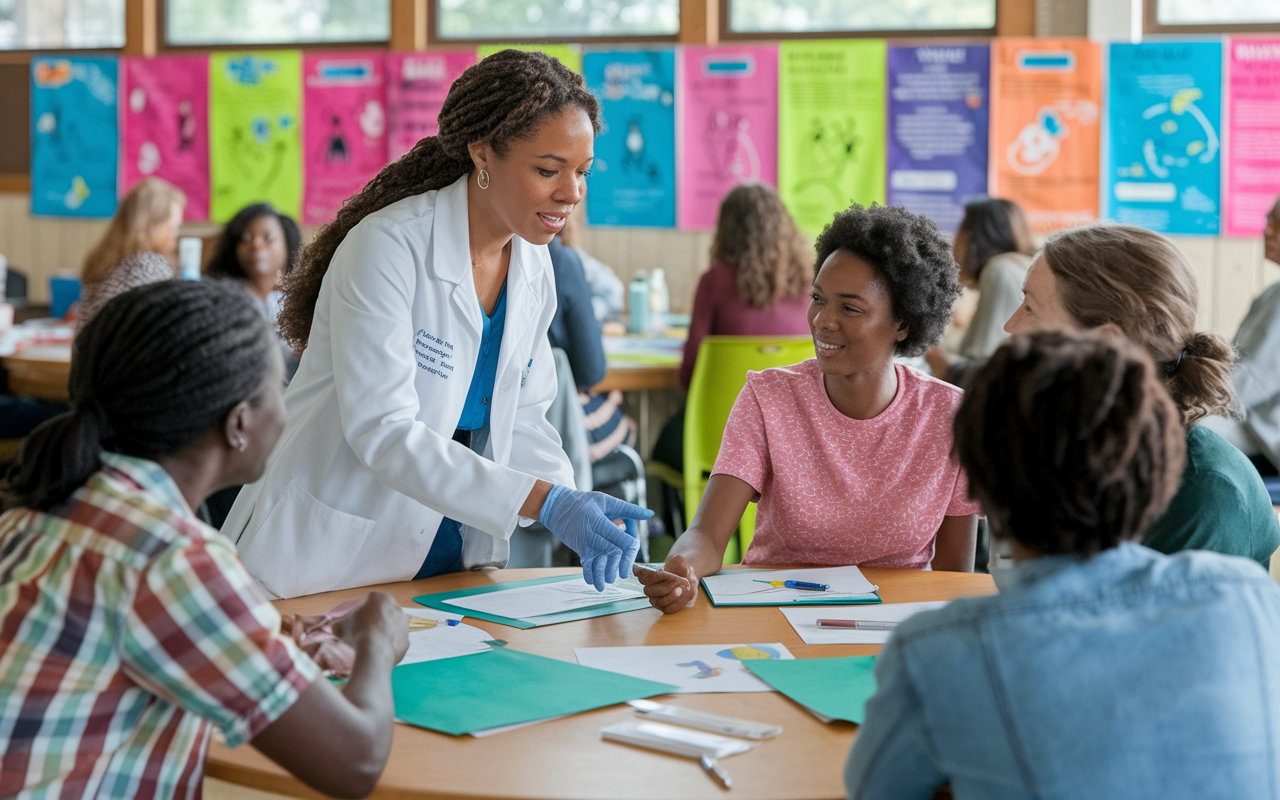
top-left (414, 575), bottom-right (651, 628)
top-left (744, 656), bottom-right (878, 724)
top-left (477, 44), bottom-right (582, 74)
top-left (209, 51), bottom-right (303, 222)
top-left (393, 647), bottom-right (676, 735)
top-left (778, 39), bottom-right (887, 235)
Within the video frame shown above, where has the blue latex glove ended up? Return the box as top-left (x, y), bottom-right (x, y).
top-left (539, 485), bottom-right (653, 591)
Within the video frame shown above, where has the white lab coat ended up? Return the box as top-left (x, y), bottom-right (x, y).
top-left (224, 175), bottom-right (574, 598)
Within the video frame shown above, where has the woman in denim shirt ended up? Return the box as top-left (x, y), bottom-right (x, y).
top-left (846, 331), bottom-right (1280, 800)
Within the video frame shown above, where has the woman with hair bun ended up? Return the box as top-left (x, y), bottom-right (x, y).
top-left (224, 49), bottom-right (650, 599)
top-left (1005, 223), bottom-right (1280, 567)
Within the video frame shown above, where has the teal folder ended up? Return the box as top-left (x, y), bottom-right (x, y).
top-left (413, 574), bottom-right (652, 629)
top-left (392, 648), bottom-right (677, 735)
top-left (744, 656), bottom-right (878, 724)
top-left (699, 576), bottom-right (882, 607)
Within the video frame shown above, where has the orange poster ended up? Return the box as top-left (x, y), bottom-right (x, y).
top-left (990, 38), bottom-right (1101, 236)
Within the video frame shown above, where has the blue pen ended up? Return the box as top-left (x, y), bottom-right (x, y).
top-left (753, 579), bottom-right (830, 591)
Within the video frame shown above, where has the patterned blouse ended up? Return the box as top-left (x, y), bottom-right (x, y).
top-left (78, 251), bottom-right (174, 328)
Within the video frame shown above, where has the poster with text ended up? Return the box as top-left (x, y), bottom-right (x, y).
top-left (677, 45), bottom-right (778, 230)
top-left (209, 51), bottom-right (302, 222)
top-left (1225, 39), bottom-right (1280, 237)
top-left (583, 50), bottom-right (676, 227)
top-left (476, 44), bottom-right (581, 74)
top-left (887, 45), bottom-right (990, 237)
top-left (779, 39), bottom-right (887, 236)
top-left (31, 56), bottom-right (119, 218)
top-left (386, 51), bottom-right (475, 163)
top-left (303, 52), bottom-right (387, 225)
top-left (990, 39), bottom-right (1101, 236)
top-left (122, 56), bottom-right (209, 220)
top-left (1106, 42), bottom-right (1221, 235)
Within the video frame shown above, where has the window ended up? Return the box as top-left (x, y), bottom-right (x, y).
top-left (728, 0), bottom-right (996, 34)
top-left (165, 0), bottom-right (390, 46)
top-left (1154, 0), bottom-right (1280, 26)
top-left (435, 0), bottom-right (679, 41)
top-left (0, 0), bottom-right (125, 50)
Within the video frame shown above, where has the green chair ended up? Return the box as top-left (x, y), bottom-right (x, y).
top-left (683, 336), bottom-right (815, 564)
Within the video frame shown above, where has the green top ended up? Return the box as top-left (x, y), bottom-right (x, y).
top-left (1143, 425), bottom-right (1280, 569)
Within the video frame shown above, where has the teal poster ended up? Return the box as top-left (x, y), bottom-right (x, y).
top-left (583, 50), bottom-right (676, 227)
top-left (1106, 42), bottom-right (1222, 234)
top-left (31, 56), bottom-right (119, 217)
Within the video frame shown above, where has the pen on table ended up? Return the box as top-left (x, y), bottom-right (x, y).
top-left (700, 754), bottom-right (732, 789)
top-left (752, 579), bottom-right (830, 592)
top-left (816, 619), bottom-right (899, 630)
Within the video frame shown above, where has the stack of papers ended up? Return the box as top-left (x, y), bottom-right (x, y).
top-left (416, 574), bottom-right (652, 629)
top-left (574, 643), bottom-right (795, 693)
top-left (743, 656), bottom-right (879, 724)
top-left (779, 601), bottom-right (949, 645)
top-left (701, 566), bottom-right (881, 607)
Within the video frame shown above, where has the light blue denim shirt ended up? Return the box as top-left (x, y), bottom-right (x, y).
top-left (845, 542), bottom-right (1280, 800)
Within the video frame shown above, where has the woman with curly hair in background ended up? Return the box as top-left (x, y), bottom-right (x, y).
top-left (637, 204), bottom-right (982, 613)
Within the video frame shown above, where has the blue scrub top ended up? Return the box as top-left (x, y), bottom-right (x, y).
top-left (416, 282), bottom-right (508, 579)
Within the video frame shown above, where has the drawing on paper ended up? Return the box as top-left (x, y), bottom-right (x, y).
top-left (716, 645), bottom-right (782, 662)
top-left (677, 660), bottom-right (724, 679)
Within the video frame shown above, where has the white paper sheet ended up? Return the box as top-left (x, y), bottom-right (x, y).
top-left (403, 607), bottom-right (464, 623)
top-left (442, 578), bottom-right (645, 619)
top-left (468, 714), bottom-right (572, 737)
top-left (779, 601), bottom-right (949, 645)
top-left (397, 622), bottom-right (492, 666)
top-left (701, 566), bottom-right (880, 605)
top-left (574, 643), bottom-right (795, 693)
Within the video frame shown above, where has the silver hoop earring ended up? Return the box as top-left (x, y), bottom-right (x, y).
top-left (477, 169), bottom-right (490, 190)
top-left (235, 437), bottom-right (247, 452)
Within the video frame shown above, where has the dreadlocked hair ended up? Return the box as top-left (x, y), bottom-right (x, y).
top-left (279, 48), bottom-right (601, 350)
top-left (709, 183), bottom-right (812, 309)
top-left (953, 331), bottom-right (1186, 558)
top-left (2, 281), bottom-right (274, 512)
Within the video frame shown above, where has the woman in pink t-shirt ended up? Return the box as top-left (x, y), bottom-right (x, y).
top-left (637, 204), bottom-right (982, 613)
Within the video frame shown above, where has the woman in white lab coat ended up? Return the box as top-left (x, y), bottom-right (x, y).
top-left (223, 50), bottom-right (650, 598)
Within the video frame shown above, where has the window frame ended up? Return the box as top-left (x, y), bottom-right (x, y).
top-left (718, 0), bottom-right (999, 40)
top-left (157, 0), bottom-right (394, 51)
top-left (426, 0), bottom-right (681, 46)
top-left (1143, 0), bottom-right (1280, 34)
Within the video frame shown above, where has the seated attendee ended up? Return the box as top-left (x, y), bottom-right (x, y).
top-left (636, 205), bottom-right (980, 613)
top-left (559, 208), bottom-right (624, 323)
top-left (205, 203), bottom-right (303, 383)
top-left (1005, 223), bottom-right (1280, 568)
top-left (925, 197), bottom-right (1034, 384)
top-left (0, 281), bottom-right (406, 799)
top-left (846, 330), bottom-right (1280, 800)
top-left (77, 177), bottom-right (185, 328)
top-left (1201, 193), bottom-right (1280, 474)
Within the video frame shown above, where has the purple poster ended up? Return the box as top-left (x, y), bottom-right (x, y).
top-left (386, 51), bottom-right (475, 163)
top-left (887, 45), bottom-right (990, 236)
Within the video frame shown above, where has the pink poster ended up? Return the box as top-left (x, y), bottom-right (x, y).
top-left (386, 51), bottom-right (476, 163)
top-left (121, 56), bottom-right (210, 220)
top-left (1225, 39), bottom-right (1280, 237)
top-left (303, 52), bottom-right (387, 225)
top-left (678, 45), bottom-right (778, 230)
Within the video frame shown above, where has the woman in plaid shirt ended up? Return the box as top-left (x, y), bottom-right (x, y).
top-left (0, 281), bottom-right (407, 799)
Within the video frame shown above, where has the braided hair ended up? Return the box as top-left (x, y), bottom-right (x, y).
top-left (205, 203), bottom-right (302, 282)
top-left (2, 281), bottom-right (275, 511)
top-left (953, 331), bottom-right (1186, 557)
top-left (278, 49), bottom-right (601, 350)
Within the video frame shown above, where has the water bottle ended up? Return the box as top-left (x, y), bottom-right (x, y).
top-left (649, 268), bottom-right (670, 330)
top-left (178, 237), bottom-right (203, 280)
top-left (628, 271), bottom-right (650, 334)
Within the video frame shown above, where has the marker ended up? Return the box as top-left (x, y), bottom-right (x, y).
top-left (752, 579), bottom-right (830, 591)
top-left (816, 619), bottom-right (898, 630)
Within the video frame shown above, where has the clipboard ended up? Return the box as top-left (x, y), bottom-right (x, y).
top-left (414, 574), bottom-right (652, 629)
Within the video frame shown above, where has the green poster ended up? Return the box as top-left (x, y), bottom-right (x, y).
top-left (744, 656), bottom-right (878, 724)
top-left (209, 51), bottom-right (303, 222)
top-left (477, 43), bottom-right (582, 74)
top-left (778, 39), bottom-right (887, 236)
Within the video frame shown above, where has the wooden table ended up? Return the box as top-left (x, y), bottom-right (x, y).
top-left (206, 566), bottom-right (996, 800)
top-left (1, 344), bottom-right (71, 401)
top-left (593, 362), bottom-right (681, 394)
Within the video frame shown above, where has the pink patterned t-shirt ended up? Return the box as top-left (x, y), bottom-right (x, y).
top-left (712, 359), bottom-right (981, 569)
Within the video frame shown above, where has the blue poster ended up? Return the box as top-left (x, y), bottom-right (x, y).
top-left (886, 45), bottom-right (990, 237)
top-left (583, 50), bottom-right (677, 227)
top-left (1106, 42), bottom-right (1222, 235)
top-left (31, 56), bottom-right (120, 218)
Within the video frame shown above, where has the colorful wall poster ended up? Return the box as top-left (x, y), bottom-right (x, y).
top-left (887, 45), bottom-right (990, 237)
top-left (677, 45), bottom-right (778, 230)
top-left (476, 44), bottom-right (581, 74)
top-left (1224, 38), bottom-right (1280, 237)
top-left (778, 39), bottom-right (887, 235)
top-left (1106, 42), bottom-right (1222, 235)
top-left (121, 56), bottom-right (209, 221)
top-left (583, 50), bottom-right (677, 227)
top-left (208, 51), bottom-right (303, 222)
top-left (990, 38), bottom-right (1101, 236)
top-left (386, 51), bottom-right (475, 163)
top-left (30, 56), bottom-right (119, 218)
top-left (302, 52), bottom-right (387, 225)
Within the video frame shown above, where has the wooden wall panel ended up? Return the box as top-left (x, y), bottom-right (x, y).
top-left (1217, 237), bottom-right (1264, 336)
